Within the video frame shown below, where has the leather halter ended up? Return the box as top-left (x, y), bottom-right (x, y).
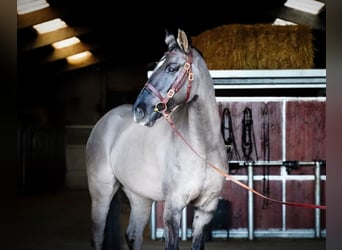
top-left (144, 51), bottom-right (194, 118)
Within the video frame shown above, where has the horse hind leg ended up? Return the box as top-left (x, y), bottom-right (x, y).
top-left (124, 190), bottom-right (153, 250)
top-left (88, 175), bottom-right (120, 250)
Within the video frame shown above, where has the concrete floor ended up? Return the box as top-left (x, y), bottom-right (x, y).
top-left (16, 190), bottom-right (326, 250)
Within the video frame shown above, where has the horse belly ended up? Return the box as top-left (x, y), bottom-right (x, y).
top-left (111, 123), bottom-right (165, 201)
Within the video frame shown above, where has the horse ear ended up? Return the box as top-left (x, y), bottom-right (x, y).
top-left (177, 29), bottom-right (190, 53)
top-left (165, 29), bottom-right (177, 51)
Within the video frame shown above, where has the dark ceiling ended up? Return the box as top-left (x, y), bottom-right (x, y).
top-left (18, 0), bottom-right (326, 80)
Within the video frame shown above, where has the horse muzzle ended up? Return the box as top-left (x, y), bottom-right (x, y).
top-left (133, 103), bottom-right (162, 127)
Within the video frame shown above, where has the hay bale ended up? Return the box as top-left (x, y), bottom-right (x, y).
top-left (191, 24), bottom-right (314, 69)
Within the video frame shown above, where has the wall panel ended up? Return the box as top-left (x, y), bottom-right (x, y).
top-left (147, 70), bottom-right (327, 240)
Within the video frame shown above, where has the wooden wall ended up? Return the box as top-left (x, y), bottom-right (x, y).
top-left (153, 98), bottom-right (326, 238)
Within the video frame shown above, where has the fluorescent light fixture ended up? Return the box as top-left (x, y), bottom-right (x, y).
top-left (284, 0), bottom-right (326, 15)
top-left (33, 18), bottom-right (67, 34)
top-left (273, 18), bottom-right (297, 26)
top-left (17, 0), bottom-right (50, 15)
top-left (66, 51), bottom-right (93, 64)
top-left (52, 37), bottom-right (81, 49)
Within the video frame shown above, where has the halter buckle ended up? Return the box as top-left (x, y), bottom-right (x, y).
top-left (188, 72), bottom-right (194, 81)
top-left (167, 89), bottom-right (175, 98)
top-left (184, 62), bottom-right (190, 71)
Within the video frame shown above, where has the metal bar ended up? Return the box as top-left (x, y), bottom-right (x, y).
top-left (282, 101), bottom-right (287, 232)
top-left (247, 163), bottom-right (254, 240)
top-left (281, 173), bottom-right (287, 232)
top-left (212, 77), bottom-right (325, 85)
top-left (150, 201), bottom-right (156, 240)
top-left (148, 69), bottom-right (326, 80)
top-left (213, 228), bottom-right (326, 238)
top-left (208, 69), bottom-right (326, 78)
top-left (214, 83), bottom-right (326, 89)
top-left (181, 207), bottom-right (187, 240)
top-left (156, 228), bottom-right (326, 239)
top-left (216, 97), bottom-right (326, 102)
top-left (228, 160), bottom-right (325, 167)
top-left (211, 69), bottom-right (326, 89)
top-left (315, 162), bottom-right (321, 238)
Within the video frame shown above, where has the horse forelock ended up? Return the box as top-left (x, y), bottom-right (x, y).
top-left (153, 55), bottom-right (167, 72)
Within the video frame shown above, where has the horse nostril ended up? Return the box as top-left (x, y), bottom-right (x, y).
top-left (134, 106), bottom-right (145, 121)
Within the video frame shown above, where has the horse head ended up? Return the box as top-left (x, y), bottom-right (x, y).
top-left (133, 29), bottom-right (195, 127)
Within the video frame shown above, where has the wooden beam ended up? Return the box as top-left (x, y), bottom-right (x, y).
top-left (17, 7), bottom-right (65, 29)
top-left (41, 42), bottom-right (92, 63)
top-left (267, 6), bottom-right (326, 31)
top-left (19, 50), bottom-right (109, 78)
top-left (18, 26), bottom-right (92, 52)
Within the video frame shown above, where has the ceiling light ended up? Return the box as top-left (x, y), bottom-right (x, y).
top-left (52, 37), bottom-right (81, 49)
top-left (33, 18), bottom-right (67, 34)
top-left (17, 0), bottom-right (50, 15)
top-left (284, 0), bottom-right (326, 15)
top-left (273, 18), bottom-right (297, 26)
top-left (67, 51), bottom-right (93, 64)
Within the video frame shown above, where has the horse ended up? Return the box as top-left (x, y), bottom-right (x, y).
top-left (86, 29), bottom-right (228, 250)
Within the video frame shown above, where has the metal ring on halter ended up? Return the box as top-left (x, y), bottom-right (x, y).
top-left (154, 102), bottom-right (167, 113)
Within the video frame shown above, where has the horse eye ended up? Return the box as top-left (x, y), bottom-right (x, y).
top-left (166, 65), bottom-right (179, 73)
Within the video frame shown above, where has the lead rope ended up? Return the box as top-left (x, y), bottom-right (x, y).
top-left (164, 115), bottom-right (327, 210)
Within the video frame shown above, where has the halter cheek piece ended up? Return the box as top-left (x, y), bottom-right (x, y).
top-left (144, 51), bottom-right (194, 118)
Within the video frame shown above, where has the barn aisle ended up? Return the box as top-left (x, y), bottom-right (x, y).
top-left (15, 190), bottom-right (325, 250)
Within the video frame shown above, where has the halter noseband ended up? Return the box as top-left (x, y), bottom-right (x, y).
top-left (144, 51), bottom-right (194, 118)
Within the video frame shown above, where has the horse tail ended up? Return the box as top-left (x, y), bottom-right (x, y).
top-left (102, 191), bottom-right (124, 250)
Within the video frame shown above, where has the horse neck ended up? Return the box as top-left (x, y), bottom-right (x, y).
top-left (177, 70), bottom-right (222, 149)
top-left (190, 86), bottom-right (221, 141)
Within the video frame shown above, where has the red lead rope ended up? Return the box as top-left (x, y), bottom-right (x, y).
top-left (165, 117), bottom-right (327, 210)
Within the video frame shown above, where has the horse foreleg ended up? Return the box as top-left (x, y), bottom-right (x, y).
top-left (163, 202), bottom-right (183, 250)
top-left (124, 191), bottom-right (153, 250)
top-left (191, 201), bottom-right (217, 250)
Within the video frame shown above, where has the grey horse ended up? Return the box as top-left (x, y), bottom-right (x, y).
top-left (86, 29), bottom-right (228, 250)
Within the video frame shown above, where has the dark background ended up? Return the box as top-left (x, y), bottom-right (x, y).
top-left (17, 0), bottom-right (326, 122)
top-left (10, 1), bottom-right (342, 249)
top-left (18, 0), bottom-right (326, 78)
